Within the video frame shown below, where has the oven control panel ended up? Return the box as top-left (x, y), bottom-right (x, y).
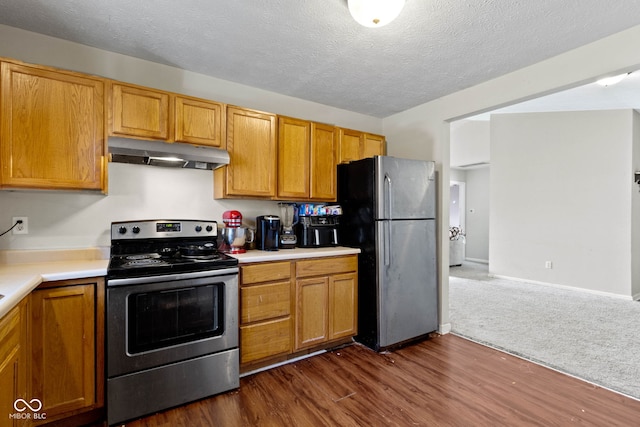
top-left (112, 220), bottom-right (218, 239)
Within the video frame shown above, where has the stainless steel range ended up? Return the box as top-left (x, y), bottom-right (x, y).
top-left (106, 219), bottom-right (239, 425)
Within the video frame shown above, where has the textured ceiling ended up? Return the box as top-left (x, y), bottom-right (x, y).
top-left (1, 0), bottom-right (640, 118)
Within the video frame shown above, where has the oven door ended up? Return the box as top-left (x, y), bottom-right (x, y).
top-left (107, 268), bottom-right (238, 377)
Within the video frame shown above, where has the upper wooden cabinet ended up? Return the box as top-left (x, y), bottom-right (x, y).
top-left (109, 82), bottom-right (224, 147)
top-left (310, 123), bottom-right (338, 201)
top-left (174, 95), bottom-right (224, 147)
top-left (109, 83), bottom-right (172, 140)
top-left (337, 127), bottom-right (386, 164)
top-left (277, 118), bottom-right (337, 202)
top-left (0, 60), bottom-right (107, 191)
top-left (277, 116), bottom-right (310, 200)
top-left (215, 106), bottom-right (277, 198)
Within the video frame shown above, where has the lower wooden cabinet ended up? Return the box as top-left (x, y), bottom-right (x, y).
top-left (294, 256), bottom-right (358, 351)
top-left (239, 255), bottom-right (358, 370)
top-left (0, 277), bottom-right (104, 426)
top-left (29, 277), bottom-right (105, 426)
top-left (0, 299), bottom-right (28, 427)
top-left (239, 262), bottom-right (293, 365)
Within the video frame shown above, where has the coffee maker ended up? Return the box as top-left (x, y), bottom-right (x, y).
top-left (278, 203), bottom-right (298, 249)
top-left (256, 215), bottom-right (280, 251)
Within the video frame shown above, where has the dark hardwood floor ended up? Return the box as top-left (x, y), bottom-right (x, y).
top-left (124, 334), bottom-right (640, 426)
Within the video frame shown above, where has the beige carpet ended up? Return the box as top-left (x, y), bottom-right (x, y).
top-left (449, 262), bottom-right (640, 400)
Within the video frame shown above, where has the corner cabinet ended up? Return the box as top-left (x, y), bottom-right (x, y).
top-left (0, 299), bottom-right (28, 427)
top-left (277, 116), bottom-right (337, 202)
top-left (0, 60), bottom-right (107, 191)
top-left (215, 106), bottom-right (277, 198)
top-left (337, 127), bottom-right (386, 164)
top-left (29, 277), bottom-right (105, 426)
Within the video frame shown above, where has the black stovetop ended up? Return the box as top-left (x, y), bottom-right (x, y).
top-left (107, 238), bottom-right (238, 280)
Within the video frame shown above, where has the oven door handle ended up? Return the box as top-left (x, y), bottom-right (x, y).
top-left (107, 267), bottom-right (239, 287)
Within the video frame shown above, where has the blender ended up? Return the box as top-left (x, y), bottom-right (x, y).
top-left (278, 203), bottom-right (298, 249)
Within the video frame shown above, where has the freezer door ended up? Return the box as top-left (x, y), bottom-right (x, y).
top-left (376, 219), bottom-right (438, 348)
top-left (375, 156), bottom-right (435, 220)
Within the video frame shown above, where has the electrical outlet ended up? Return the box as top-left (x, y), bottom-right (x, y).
top-left (12, 217), bottom-right (28, 235)
top-left (545, 261), bottom-right (552, 269)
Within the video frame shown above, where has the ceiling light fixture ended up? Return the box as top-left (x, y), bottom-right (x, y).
top-left (348, 0), bottom-right (406, 28)
top-left (596, 72), bottom-right (630, 87)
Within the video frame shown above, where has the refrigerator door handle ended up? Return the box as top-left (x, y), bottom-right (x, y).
top-left (384, 174), bottom-right (392, 220)
top-left (384, 221), bottom-right (391, 267)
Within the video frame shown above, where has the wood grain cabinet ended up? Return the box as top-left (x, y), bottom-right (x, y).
top-left (215, 106), bottom-right (277, 198)
top-left (29, 277), bottom-right (105, 426)
top-left (109, 82), bottom-right (224, 147)
top-left (294, 255), bottom-right (358, 351)
top-left (0, 60), bottom-right (107, 191)
top-left (239, 262), bottom-right (292, 366)
top-left (0, 300), bottom-right (28, 427)
top-left (337, 127), bottom-right (386, 164)
top-left (277, 116), bottom-right (337, 201)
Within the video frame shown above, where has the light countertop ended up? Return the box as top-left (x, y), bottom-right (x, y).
top-left (0, 246), bottom-right (360, 319)
top-left (0, 258), bottom-right (109, 318)
top-left (229, 246), bottom-right (361, 263)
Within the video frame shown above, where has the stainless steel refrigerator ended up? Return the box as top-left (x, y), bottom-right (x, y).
top-left (338, 156), bottom-right (438, 350)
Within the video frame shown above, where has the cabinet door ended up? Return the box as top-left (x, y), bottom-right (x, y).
top-left (277, 116), bottom-right (310, 199)
top-left (329, 272), bottom-right (358, 340)
top-left (175, 96), bottom-right (224, 147)
top-left (110, 83), bottom-right (171, 140)
top-left (310, 123), bottom-right (337, 201)
top-left (225, 106), bottom-right (277, 197)
top-left (295, 277), bottom-right (329, 350)
top-left (337, 128), bottom-right (362, 164)
top-left (0, 300), bottom-right (27, 427)
top-left (362, 133), bottom-right (386, 159)
top-left (31, 284), bottom-right (95, 418)
top-left (0, 61), bottom-right (106, 190)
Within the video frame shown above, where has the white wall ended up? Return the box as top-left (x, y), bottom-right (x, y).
top-left (450, 120), bottom-right (490, 168)
top-left (384, 25), bottom-right (640, 329)
top-left (0, 25), bottom-right (384, 251)
top-left (490, 110), bottom-right (635, 297)
top-left (464, 167), bottom-right (490, 263)
top-left (632, 111), bottom-right (640, 299)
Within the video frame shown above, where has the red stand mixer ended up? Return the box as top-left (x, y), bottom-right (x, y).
top-left (220, 210), bottom-right (254, 253)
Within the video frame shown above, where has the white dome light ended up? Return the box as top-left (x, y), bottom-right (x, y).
top-left (348, 0), bottom-right (406, 28)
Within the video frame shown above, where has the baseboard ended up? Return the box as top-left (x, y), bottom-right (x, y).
top-left (464, 257), bottom-right (488, 264)
top-left (491, 273), bottom-right (635, 301)
top-left (438, 323), bottom-right (452, 334)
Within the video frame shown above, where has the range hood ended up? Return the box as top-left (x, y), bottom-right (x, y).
top-left (108, 138), bottom-right (230, 170)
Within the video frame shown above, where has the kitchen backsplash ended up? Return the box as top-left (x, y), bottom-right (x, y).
top-left (0, 163), bottom-right (279, 251)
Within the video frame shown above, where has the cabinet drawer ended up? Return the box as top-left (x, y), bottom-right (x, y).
top-left (240, 317), bottom-right (291, 364)
top-left (241, 261), bottom-right (291, 285)
top-left (241, 281), bottom-right (290, 324)
top-left (296, 255), bottom-right (357, 278)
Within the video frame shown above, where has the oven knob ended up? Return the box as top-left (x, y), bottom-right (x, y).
top-left (132, 226), bottom-right (140, 234)
top-left (118, 226), bottom-right (127, 234)
top-left (195, 225), bottom-right (203, 232)
top-left (206, 225), bottom-right (213, 232)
